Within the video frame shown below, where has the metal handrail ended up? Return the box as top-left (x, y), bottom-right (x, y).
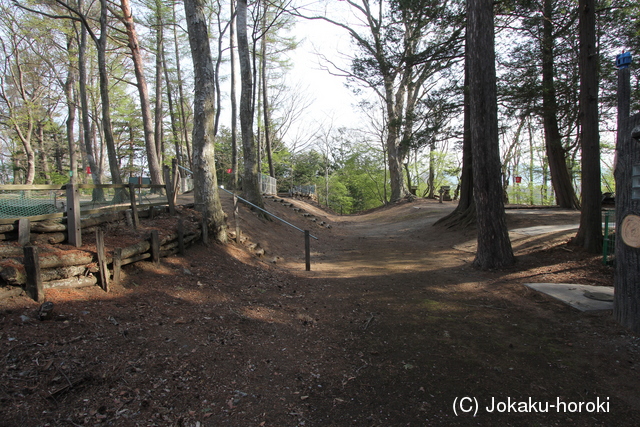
top-left (218, 186), bottom-right (318, 240)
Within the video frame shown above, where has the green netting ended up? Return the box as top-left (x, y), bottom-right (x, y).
top-left (0, 190), bottom-right (61, 218)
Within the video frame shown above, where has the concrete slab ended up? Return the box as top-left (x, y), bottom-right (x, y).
top-left (523, 283), bottom-right (614, 312)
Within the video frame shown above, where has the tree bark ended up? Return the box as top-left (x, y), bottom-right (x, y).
top-left (237, 0), bottom-right (264, 208)
top-left (120, 0), bottom-right (163, 188)
top-left (467, 0), bottom-right (514, 269)
top-left (614, 66), bottom-right (640, 333)
top-left (183, 0), bottom-right (228, 243)
top-left (573, 0), bottom-right (602, 253)
top-left (541, 0), bottom-right (580, 210)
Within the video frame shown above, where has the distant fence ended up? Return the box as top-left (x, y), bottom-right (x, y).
top-left (260, 174), bottom-right (277, 195)
top-left (291, 185), bottom-right (316, 196)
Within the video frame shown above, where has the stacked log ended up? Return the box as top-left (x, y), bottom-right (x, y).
top-left (0, 208), bottom-right (204, 299)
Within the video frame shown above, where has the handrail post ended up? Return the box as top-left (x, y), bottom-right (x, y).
top-left (305, 230), bottom-right (311, 271)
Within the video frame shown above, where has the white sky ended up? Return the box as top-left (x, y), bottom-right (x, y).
top-left (280, 8), bottom-right (367, 147)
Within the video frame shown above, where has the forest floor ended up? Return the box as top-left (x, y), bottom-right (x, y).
top-left (1, 195), bottom-right (639, 427)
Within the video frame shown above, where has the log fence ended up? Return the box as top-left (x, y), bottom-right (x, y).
top-left (0, 165), bottom-right (207, 301)
top-left (0, 215), bottom-right (203, 300)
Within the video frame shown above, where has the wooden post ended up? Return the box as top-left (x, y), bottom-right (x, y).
top-left (177, 219), bottom-right (185, 255)
top-left (305, 230), bottom-right (311, 271)
top-left (24, 246), bottom-right (44, 301)
top-left (112, 248), bottom-right (122, 286)
top-left (128, 183), bottom-right (139, 230)
top-left (18, 218), bottom-right (30, 246)
top-left (66, 182), bottom-right (82, 247)
top-left (96, 229), bottom-right (109, 292)
top-left (150, 230), bottom-right (160, 264)
top-left (233, 194), bottom-right (241, 242)
top-left (165, 165), bottom-right (176, 216)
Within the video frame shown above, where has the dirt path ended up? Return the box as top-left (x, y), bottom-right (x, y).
top-left (1, 197), bottom-right (638, 426)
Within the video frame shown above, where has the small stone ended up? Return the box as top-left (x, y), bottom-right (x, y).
top-left (38, 302), bottom-right (55, 321)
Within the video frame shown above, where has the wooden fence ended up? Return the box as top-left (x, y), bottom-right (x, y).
top-left (0, 165), bottom-right (180, 247)
top-left (0, 167), bottom-right (198, 301)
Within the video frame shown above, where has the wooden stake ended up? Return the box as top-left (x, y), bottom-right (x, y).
top-left (24, 246), bottom-right (44, 301)
top-left (18, 218), bottom-right (30, 246)
top-left (305, 230), bottom-right (311, 271)
top-left (165, 165), bottom-right (176, 216)
top-left (112, 248), bottom-right (122, 285)
top-left (96, 229), bottom-right (109, 292)
top-left (66, 183), bottom-right (81, 247)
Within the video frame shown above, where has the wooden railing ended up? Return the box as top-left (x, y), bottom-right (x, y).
top-left (0, 166), bottom-right (180, 247)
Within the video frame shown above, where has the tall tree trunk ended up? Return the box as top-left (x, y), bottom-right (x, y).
top-left (6, 57), bottom-right (36, 184)
top-left (183, 0), bottom-right (227, 243)
top-left (613, 65), bottom-right (640, 333)
top-left (120, 0), bottom-right (163, 187)
top-left (384, 73), bottom-right (409, 202)
top-left (53, 132), bottom-right (64, 174)
top-left (467, 0), bottom-right (514, 269)
top-left (528, 121), bottom-right (535, 205)
top-left (237, 0), bottom-right (264, 208)
top-left (171, 2), bottom-right (192, 170)
top-left (64, 31), bottom-right (77, 183)
top-left (541, 0), bottom-right (580, 210)
top-left (74, 83), bottom-right (88, 183)
top-left (435, 46), bottom-right (474, 228)
top-left (213, 6), bottom-right (227, 138)
top-left (77, 0), bottom-right (104, 200)
top-left (428, 143), bottom-right (435, 198)
top-left (230, 0), bottom-right (239, 189)
top-left (573, 0), bottom-right (602, 252)
top-left (36, 123), bottom-right (51, 184)
top-left (163, 48), bottom-right (182, 167)
top-left (18, 124), bottom-right (36, 185)
top-left (154, 0), bottom-right (164, 168)
top-left (261, 10), bottom-right (275, 178)
top-left (98, 0), bottom-right (123, 190)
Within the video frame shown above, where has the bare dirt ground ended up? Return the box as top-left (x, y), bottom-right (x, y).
top-left (1, 195), bottom-right (639, 427)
